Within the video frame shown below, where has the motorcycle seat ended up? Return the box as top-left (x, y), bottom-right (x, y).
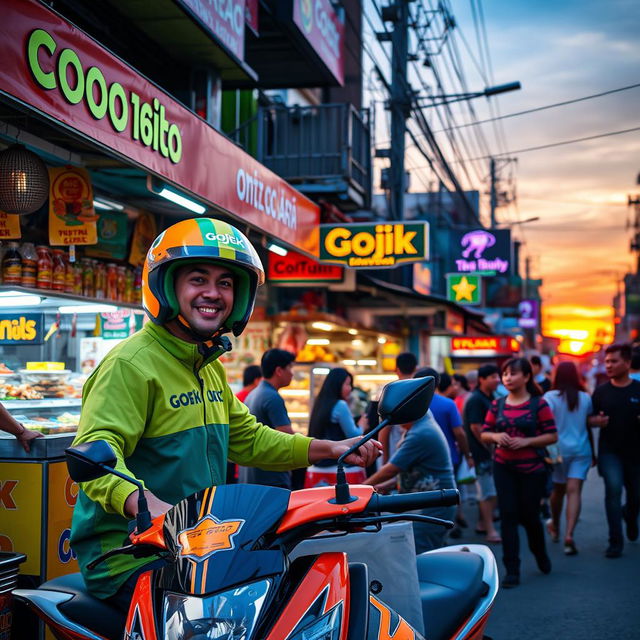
top-left (416, 551), bottom-right (487, 640)
top-left (40, 573), bottom-right (125, 640)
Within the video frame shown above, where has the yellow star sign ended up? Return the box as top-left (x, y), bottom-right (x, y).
top-left (447, 274), bottom-right (482, 304)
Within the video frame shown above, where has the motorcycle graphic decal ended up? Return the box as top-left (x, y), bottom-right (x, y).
top-left (177, 515), bottom-right (245, 561)
top-left (126, 572), bottom-right (158, 640)
top-left (369, 595), bottom-right (424, 640)
top-left (266, 552), bottom-right (349, 640)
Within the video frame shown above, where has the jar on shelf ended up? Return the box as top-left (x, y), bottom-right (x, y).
top-left (133, 265), bottom-right (142, 304)
top-left (2, 242), bottom-right (22, 285)
top-left (64, 253), bottom-right (75, 294)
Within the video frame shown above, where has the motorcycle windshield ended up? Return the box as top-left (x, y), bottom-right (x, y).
top-left (163, 579), bottom-right (271, 639)
top-left (162, 484), bottom-right (291, 596)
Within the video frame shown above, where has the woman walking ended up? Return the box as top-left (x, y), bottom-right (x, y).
top-left (544, 362), bottom-right (595, 555)
top-left (305, 368), bottom-right (368, 487)
top-left (481, 357), bottom-right (558, 588)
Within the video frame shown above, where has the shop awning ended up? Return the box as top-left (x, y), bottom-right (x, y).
top-left (104, 0), bottom-right (257, 83)
top-left (242, 0), bottom-right (345, 88)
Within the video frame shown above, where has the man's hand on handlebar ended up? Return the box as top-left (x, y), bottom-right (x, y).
top-left (308, 437), bottom-right (382, 468)
top-left (124, 489), bottom-right (172, 519)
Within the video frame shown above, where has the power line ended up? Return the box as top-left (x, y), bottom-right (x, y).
top-left (460, 125), bottom-right (640, 161)
top-left (428, 82), bottom-right (640, 134)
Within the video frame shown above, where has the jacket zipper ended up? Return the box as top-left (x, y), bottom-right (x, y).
top-left (194, 364), bottom-right (206, 427)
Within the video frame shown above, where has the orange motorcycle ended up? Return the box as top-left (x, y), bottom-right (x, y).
top-left (14, 377), bottom-right (498, 640)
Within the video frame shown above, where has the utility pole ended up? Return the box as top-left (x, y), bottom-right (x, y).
top-left (490, 157), bottom-right (497, 227)
top-left (387, 1), bottom-right (410, 220)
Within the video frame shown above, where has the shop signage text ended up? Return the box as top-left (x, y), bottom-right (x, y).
top-left (28, 29), bottom-right (183, 164)
top-left (177, 0), bottom-right (246, 61)
top-left (451, 335), bottom-right (520, 355)
top-left (0, 314), bottom-right (44, 345)
top-left (518, 299), bottom-right (539, 329)
top-left (451, 229), bottom-right (511, 274)
top-left (1, 0), bottom-right (319, 255)
top-left (293, 0), bottom-right (345, 85)
top-left (320, 222), bottom-right (429, 268)
top-left (0, 212), bottom-right (21, 239)
top-left (268, 248), bottom-right (343, 283)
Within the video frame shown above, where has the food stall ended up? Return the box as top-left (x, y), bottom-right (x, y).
top-left (272, 313), bottom-right (403, 434)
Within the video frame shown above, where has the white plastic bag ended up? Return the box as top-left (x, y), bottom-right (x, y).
top-left (456, 457), bottom-right (477, 485)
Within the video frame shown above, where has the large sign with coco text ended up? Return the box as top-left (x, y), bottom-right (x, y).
top-left (0, 0), bottom-right (319, 255)
top-left (319, 222), bottom-right (429, 268)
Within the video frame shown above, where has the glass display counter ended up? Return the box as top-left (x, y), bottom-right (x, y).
top-left (281, 363), bottom-right (333, 435)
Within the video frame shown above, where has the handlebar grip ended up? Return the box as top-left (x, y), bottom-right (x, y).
top-left (366, 489), bottom-right (460, 513)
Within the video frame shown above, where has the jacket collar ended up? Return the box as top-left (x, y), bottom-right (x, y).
top-left (143, 322), bottom-right (224, 369)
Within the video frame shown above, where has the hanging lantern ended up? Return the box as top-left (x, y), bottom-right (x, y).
top-left (0, 144), bottom-right (49, 215)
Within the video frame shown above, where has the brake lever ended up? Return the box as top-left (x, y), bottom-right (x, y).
top-left (347, 514), bottom-right (455, 529)
top-left (87, 543), bottom-right (163, 570)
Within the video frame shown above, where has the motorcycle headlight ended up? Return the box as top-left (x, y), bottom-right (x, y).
top-left (288, 603), bottom-right (343, 640)
top-left (163, 579), bottom-right (271, 640)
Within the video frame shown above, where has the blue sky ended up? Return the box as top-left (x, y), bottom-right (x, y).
top-left (364, 0), bottom-right (640, 306)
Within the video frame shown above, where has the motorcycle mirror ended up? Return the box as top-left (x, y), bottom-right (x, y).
top-left (378, 376), bottom-right (435, 424)
top-left (333, 377), bottom-right (436, 505)
top-left (65, 440), bottom-right (153, 533)
top-left (66, 440), bottom-right (117, 482)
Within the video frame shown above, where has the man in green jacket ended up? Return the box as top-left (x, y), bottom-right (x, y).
top-left (70, 217), bottom-right (380, 609)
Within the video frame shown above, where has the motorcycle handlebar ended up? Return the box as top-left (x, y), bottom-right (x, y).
top-left (365, 489), bottom-right (460, 514)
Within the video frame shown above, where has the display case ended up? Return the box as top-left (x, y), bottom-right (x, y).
top-left (281, 363), bottom-right (333, 435)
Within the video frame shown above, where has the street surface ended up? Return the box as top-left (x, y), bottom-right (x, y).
top-left (456, 468), bottom-right (640, 639)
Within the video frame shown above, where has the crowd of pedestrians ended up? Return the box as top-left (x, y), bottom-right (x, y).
top-left (231, 342), bottom-right (640, 589)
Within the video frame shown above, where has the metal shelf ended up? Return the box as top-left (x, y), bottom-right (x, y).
top-left (0, 284), bottom-right (142, 310)
top-left (2, 398), bottom-right (82, 410)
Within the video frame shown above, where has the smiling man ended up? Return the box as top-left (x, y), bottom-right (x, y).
top-left (70, 218), bottom-right (381, 612)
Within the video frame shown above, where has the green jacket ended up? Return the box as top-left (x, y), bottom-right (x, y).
top-left (70, 322), bottom-right (311, 599)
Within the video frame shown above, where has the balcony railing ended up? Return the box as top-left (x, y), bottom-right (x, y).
top-left (230, 103), bottom-right (372, 209)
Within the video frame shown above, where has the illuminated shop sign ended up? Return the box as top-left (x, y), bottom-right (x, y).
top-left (0, 314), bottom-right (44, 345)
top-left (450, 335), bottom-right (520, 356)
top-left (292, 0), bottom-right (345, 85)
top-left (268, 249), bottom-right (343, 283)
top-left (518, 299), bottom-right (539, 329)
top-left (0, 0), bottom-right (319, 255)
top-left (27, 29), bottom-right (183, 164)
top-left (177, 0), bottom-right (246, 61)
top-left (320, 222), bottom-right (429, 268)
top-left (451, 229), bottom-right (511, 274)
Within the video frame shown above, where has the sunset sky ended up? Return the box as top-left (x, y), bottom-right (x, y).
top-left (366, 0), bottom-right (640, 312)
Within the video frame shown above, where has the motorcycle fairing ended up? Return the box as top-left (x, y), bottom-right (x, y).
top-left (368, 595), bottom-right (425, 640)
top-left (160, 484), bottom-right (291, 596)
top-left (265, 552), bottom-right (350, 640)
top-left (125, 571), bottom-right (158, 640)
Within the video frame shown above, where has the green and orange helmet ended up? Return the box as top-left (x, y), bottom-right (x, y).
top-left (142, 218), bottom-right (265, 337)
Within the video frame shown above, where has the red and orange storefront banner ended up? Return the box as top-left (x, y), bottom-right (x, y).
top-left (0, 0), bottom-right (320, 256)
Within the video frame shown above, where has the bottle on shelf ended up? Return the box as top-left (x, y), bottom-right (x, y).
top-left (52, 249), bottom-right (66, 291)
top-left (36, 245), bottom-right (53, 289)
top-left (20, 242), bottom-right (37, 288)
